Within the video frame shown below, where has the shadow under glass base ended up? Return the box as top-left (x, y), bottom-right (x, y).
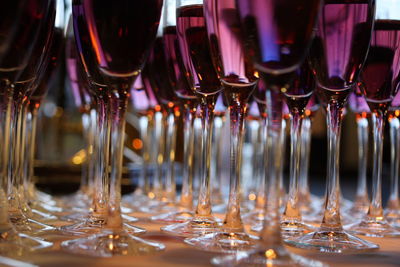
top-left (184, 232), bottom-right (258, 253)
top-left (61, 229), bottom-right (165, 257)
top-left (285, 229), bottom-right (379, 253)
top-left (346, 217), bottom-right (400, 237)
top-left (161, 217), bottom-right (220, 237)
top-left (211, 246), bottom-right (328, 266)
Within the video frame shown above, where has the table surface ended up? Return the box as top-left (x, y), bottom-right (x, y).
top-left (4, 213), bottom-right (400, 267)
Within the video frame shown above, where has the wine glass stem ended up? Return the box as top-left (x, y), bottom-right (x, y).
top-left (283, 112), bottom-right (302, 220)
top-left (368, 112), bottom-right (385, 218)
top-left (224, 103), bottom-right (246, 231)
top-left (388, 116), bottom-right (399, 208)
top-left (90, 99), bottom-right (110, 222)
top-left (299, 117), bottom-right (311, 206)
top-left (321, 102), bottom-right (344, 229)
top-left (259, 91), bottom-right (284, 248)
top-left (107, 95), bottom-right (129, 229)
top-left (164, 110), bottom-right (178, 203)
top-left (195, 95), bottom-right (216, 218)
top-left (7, 99), bottom-right (27, 219)
top-left (80, 112), bottom-right (91, 195)
top-left (211, 115), bottom-right (224, 205)
top-left (138, 114), bottom-right (150, 195)
top-left (154, 110), bottom-right (166, 201)
top-left (355, 115), bottom-right (369, 203)
top-left (180, 104), bottom-right (196, 210)
top-left (87, 108), bottom-right (97, 193)
top-left (255, 116), bottom-right (267, 210)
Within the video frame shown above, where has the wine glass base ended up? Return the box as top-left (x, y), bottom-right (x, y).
top-left (0, 224), bottom-right (52, 256)
top-left (346, 218), bottom-right (400, 237)
top-left (280, 220), bottom-right (315, 239)
top-left (61, 230), bottom-right (165, 257)
top-left (59, 219), bottom-right (146, 236)
top-left (184, 232), bottom-right (258, 253)
top-left (122, 214), bottom-right (139, 223)
top-left (242, 210), bottom-right (264, 224)
top-left (161, 217), bottom-right (220, 237)
top-left (286, 229), bottom-right (379, 253)
top-left (151, 210), bottom-right (194, 223)
top-left (211, 246), bottom-right (328, 266)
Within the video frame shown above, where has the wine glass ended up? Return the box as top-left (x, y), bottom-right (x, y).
top-left (385, 91), bottom-right (400, 227)
top-left (346, 88), bottom-right (371, 219)
top-left (183, 0), bottom-right (259, 253)
top-left (24, 1), bottom-right (66, 216)
top-left (212, 0), bottom-right (326, 265)
top-left (347, 17), bottom-right (400, 237)
top-left (161, 0), bottom-right (222, 236)
top-left (280, 62), bottom-right (316, 239)
top-left (0, 0), bottom-right (56, 256)
top-left (60, 0), bottom-right (165, 256)
top-left (4, 0), bottom-right (62, 239)
top-left (287, 0), bottom-right (379, 253)
top-left (150, 0), bottom-right (200, 223)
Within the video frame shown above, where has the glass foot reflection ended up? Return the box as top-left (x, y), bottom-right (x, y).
top-left (286, 229), bottom-right (379, 253)
top-left (346, 217), bottom-right (400, 237)
top-left (185, 232), bottom-right (257, 253)
top-left (280, 221), bottom-right (316, 239)
top-left (161, 217), bottom-right (220, 237)
top-left (61, 230), bottom-right (165, 257)
top-left (151, 210), bottom-right (194, 223)
top-left (211, 247), bottom-right (328, 266)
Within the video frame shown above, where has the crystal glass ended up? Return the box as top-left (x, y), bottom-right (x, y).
top-left (161, 0), bottom-right (222, 237)
top-left (212, 0), bottom-right (326, 265)
top-left (60, 0), bottom-right (165, 256)
top-left (347, 88), bottom-right (371, 219)
top-left (287, 0), bottom-right (379, 252)
top-left (183, 0), bottom-right (258, 253)
top-left (347, 17), bottom-right (400, 237)
top-left (280, 62), bottom-right (316, 239)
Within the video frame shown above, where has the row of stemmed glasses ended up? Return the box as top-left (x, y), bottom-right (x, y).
top-left (60, 0), bottom-right (166, 257)
top-left (347, 16), bottom-right (400, 237)
top-left (0, 0), bottom-right (65, 257)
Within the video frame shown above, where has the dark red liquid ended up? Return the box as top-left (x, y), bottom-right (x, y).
top-left (359, 20), bottom-right (400, 112)
top-left (0, 1), bottom-right (27, 63)
top-left (163, 26), bottom-right (195, 100)
top-left (32, 26), bottom-right (65, 100)
top-left (348, 86), bottom-right (370, 114)
top-left (283, 62), bottom-right (315, 114)
top-left (12, 0), bottom-right (56, 103)
top-left (130, 74), bottom-right (158, 112)
top-left (236, 0), bottom-right (321, 75)
top-left (72, 0), bottom-right (162, 84)
top-left (67, 36), bottom-right (92, 113)
top-left (176, 5), bottom-right (221, 96)
top-left (310, 0), bottom-right (374, 91)
top-left (142, 37), bottom-right (178, 107)
top-left (0, 0), bottom-right (55, 84)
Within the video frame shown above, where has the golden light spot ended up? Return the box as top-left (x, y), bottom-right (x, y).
top-left (155, 105), bottom-right (161, 112)
top-left (132, 138), bottom-right (143, 150)
top-left (305, 109), bottom-right (311, 116)
top-left (395, 110), bottom-right (400, 117)
top-left (148, 192), bottom-right (155, 199)
top-left (265, 249), bottom-right (276, 259)
top-left (168, 102), bottom-right (174, 108)
top-left (248, 193), bottom-right (256, 201)
top-left (72, 149), bottom-right (86, 165)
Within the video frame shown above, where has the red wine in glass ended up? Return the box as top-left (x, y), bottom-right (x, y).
top-left (236, 0), bottom-right (321, 77)
top-left (348, 86), bottom-right (370, 114)
top-left (142, 36), bottom-right (179, 107)
top-left (283, 62), bottom-right (315, 114)
top-left (176, 5), bottom-right (221, 95)
top-left (359, 20), bottom-right (400, 112)
top-left (67, 36), bottom-right (92, 114)
top-left (163, 25), bottom-right (196, 100)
